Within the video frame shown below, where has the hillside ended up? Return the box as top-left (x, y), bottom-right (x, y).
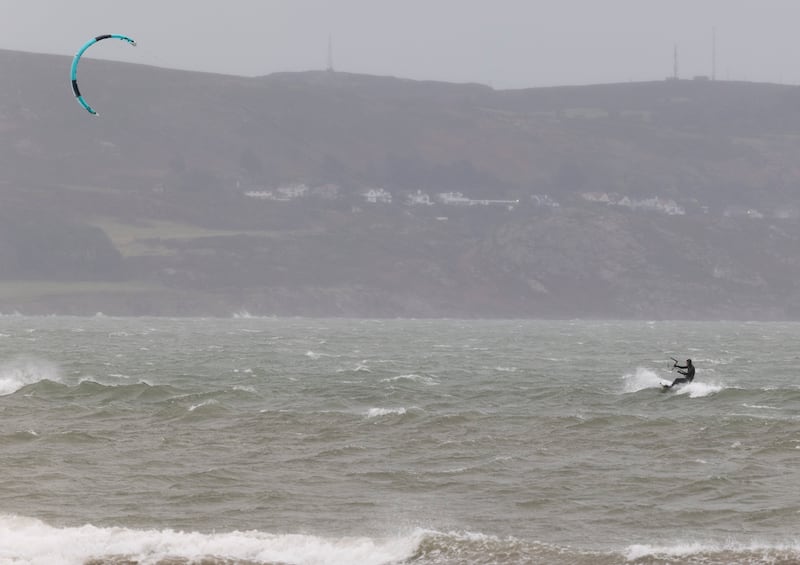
top-left (2, 48), bottom-right (800, 319)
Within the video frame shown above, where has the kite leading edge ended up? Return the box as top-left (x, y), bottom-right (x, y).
top-left (71, 34), bottom-right (137, 116)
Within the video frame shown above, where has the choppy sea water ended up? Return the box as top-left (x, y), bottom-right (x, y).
top-left (0, 316), bottom-right (799, 564)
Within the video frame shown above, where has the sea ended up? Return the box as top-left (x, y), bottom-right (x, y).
top-left (0, 315), bottom-right (799, 565)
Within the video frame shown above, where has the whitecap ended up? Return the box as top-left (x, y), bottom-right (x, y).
top-left (743, 403), bottom-right (779, 410)
top-left (232, 310), bottom-right (253, 318)
top-left (673, 381), bottom-right (723, 398)
top-left (366, 407), bottom-right (407, 418)
top-left (381, 374), bottom-right (437, 385)
top-left (0, 514), bottom-right (422, 565)
top-left (626, 540), bottom-right (800, 562)
top-left (0, 357), bottom-right (61, 396)
top-left (188, 399), bottom-right (219, 412)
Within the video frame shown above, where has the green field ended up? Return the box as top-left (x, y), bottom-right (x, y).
top-left (0, 281), bottom-right (162, 301)
top-left (89, 217), bottom-right (324, 257)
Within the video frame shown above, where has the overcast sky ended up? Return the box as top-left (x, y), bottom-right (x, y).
top-left (2, 0), bottom-right (800, 89)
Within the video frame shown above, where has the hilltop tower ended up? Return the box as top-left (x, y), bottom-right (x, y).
top-left (327, 34), bottom-right (334, 72)
top-left (712, 27), bottom-right (717, 81)
top-left (673, 43), bottom-right (679, 80)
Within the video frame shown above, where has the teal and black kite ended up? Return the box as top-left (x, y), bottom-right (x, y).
top-left (71, 34), bottom-right (136, 115)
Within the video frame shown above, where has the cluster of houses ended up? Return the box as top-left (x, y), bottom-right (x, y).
top-left (580, 192), bottom-right (685, 215)
top-left (244, 182), bottom-right (690, 217)
top-left (580, 192), bottom-right (800, 219)
top-left (244, 183), bottom-right (558, 211)
top-left (242, 184), bottom-right (796, 220)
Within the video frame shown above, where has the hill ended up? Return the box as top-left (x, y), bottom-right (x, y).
top-left (2, 48), bottom-right (800, 319)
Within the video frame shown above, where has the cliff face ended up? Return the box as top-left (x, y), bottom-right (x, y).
top-left (2, 49), bottom-right (800, 319)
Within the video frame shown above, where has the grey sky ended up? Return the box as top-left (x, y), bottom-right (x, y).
top-left (2, 0), bottom-right (800, 88)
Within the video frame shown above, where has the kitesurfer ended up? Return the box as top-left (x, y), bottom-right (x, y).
top-left (664, 359), bottom-right (695, 389)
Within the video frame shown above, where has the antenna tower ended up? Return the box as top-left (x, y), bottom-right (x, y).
top-left (712, 27), bottom-right (717, 80)
top-left (327, 34), bottom-right (334, 72)
top-left (673, 43), bottom-right (679, 79)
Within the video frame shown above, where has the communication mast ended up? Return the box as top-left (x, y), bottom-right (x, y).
top-left (327, 34), bottom-right (334, 72)
top-left (673, 43), bottom-right (679, 80)
top-left (712, 27), bottom-right (717, 81)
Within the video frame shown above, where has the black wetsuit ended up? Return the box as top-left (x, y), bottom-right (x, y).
top-left (667, 363), bottom-right (695, 388)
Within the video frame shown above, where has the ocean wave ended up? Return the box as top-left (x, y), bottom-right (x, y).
top-left (188, 398), bottom-right (220, 412)
top-left (0, 514), bottom-right (422, 565)
top-left (9, 379), bottom-right (182, 407)
top-left (381, 374), bottom-right (438, 385)
top-left (0, 310), bottom-right (25, 317)
top-left (412, 531), bottom-right (800, 565)
top-left (366, 407), bottom-right (408, 418)
top-left (39, 381), bottom-right (252, 409)
top-left (625, 540), bottom-right (800, 564)
top-left (672, 381), bottom-right (724, 398)
top-left (305, 350), bottom-right (341, 360)
top-left (0, 429), bottom-right (39, 445)
top-left (0, 516), bottom-right (797, 564)
top-left (0, 357), bottom-right (61, 396)
top-left (335, 363), bottom-right (372, 374)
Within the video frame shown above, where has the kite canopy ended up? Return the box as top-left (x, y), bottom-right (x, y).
top-left (70, 34), bottom-right (136, 115)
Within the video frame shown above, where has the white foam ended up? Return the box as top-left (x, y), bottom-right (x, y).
top-left (188, 399), bottom-right (218, 412)
top-left (621, 368), bottom-right (724, 397)
top-left (0, 357), bottom-right (61, 396)
top-left (366, 407), bottom-right (407, 418)
top-left (626, 540), bottom-right (800, 561)
top-left (673, 381), bottom-right (723, 398)
top-left (743, 403), bottom-right (779, 410)
top-left (621, 367), bottom-right (666, 392)
top-left (381, 374), bottom-right (438, 385)
top-left (0, 514), bottom-right (422, 565)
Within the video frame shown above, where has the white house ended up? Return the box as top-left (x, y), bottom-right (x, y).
top-left (617, 196), bottom-right (685, 215)
top-left (311, 183), bottom-right (340, 199)
top-left (276, 184), bottom-right (309, 200)
top-left (437, 191), bottom-right (472, 205)
top-left (407, 190), bottom-right (434, 206)
top-left (530, 194), bottom-right (560, 208)
top-left (244, 190), bottom-right (275, 200)
top-left (363, 188), bottom-right (392, 204)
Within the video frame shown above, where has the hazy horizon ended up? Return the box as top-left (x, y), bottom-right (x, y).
top-left (3, 1), bottom-right (800, 89)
